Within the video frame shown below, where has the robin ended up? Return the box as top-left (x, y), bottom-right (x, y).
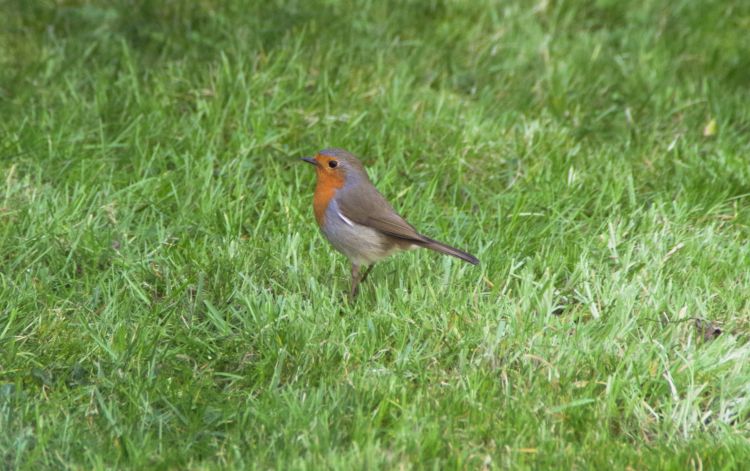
top-left (301, 148), bottom-right (479, 298)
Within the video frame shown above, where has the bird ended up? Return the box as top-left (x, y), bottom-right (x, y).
top-left (301, 147), bottom-right (479, 298)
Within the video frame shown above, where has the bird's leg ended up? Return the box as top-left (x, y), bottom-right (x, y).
top-left (350, 263), bottom-right (361, 299)
top-left (360, 264), bottom-right (374, 285)
top-left (350, 264), bottom-right (375, 299)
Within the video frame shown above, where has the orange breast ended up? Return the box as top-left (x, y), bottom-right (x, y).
top-left (312, 169), bottom-right (345, 226)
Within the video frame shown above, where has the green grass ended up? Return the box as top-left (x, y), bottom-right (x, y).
top-left (2, 0), bottom-right (750, 468)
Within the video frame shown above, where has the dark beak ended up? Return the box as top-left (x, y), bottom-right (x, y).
top-left (300, 157), bottom-right (318, 166)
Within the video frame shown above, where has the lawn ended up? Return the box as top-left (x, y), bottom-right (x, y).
top-left (2, 0), bottom-right (750, 469)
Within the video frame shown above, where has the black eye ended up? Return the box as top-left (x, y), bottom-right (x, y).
top-left (328, 160), bottom-right (338, 168)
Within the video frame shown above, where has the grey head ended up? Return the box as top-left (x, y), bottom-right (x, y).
top-left (300, 147), bottom-right (370, 186)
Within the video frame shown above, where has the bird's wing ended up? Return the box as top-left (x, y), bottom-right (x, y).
top-left (337, 185), bottom-right (424, 242)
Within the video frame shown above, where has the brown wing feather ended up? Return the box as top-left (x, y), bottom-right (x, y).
top-left (337, 183), bottom-right (480, 265)
top-left (337, 185), bottom-right (424, 242)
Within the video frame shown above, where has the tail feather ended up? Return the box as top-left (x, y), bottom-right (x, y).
top-left (418, 236), bottom-right (479, 265)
